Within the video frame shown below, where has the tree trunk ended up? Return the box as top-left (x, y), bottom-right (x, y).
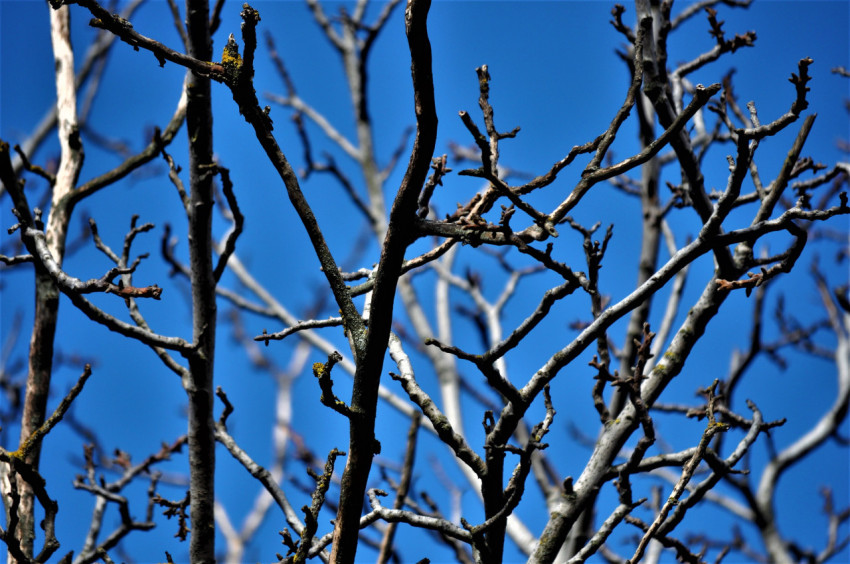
top-left (185, 0), bottom-right (217, 561)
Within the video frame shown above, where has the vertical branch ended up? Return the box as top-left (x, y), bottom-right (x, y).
top-left (341, 18), bottom-right (385, 236)
top-left (330, 0), bottom-right (437, 561)
top-left (637, 1), bottom-right (734, 275)
top-left (628, 380), bottom-right (728, 564)
top-left (11, 4), bottom-right (82, 558)
top-left (753, 267), bottom-right (850, 564)
top-left (184, 0), bottom-right (217, 560)
top-left (613, 36), bottom-right (663, 418)
top-left (376, 416), bottom-right (419, 563)
top-left (46, 2), bottom-right (83, 262)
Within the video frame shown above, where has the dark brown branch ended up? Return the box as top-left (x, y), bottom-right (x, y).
top-left (211, 165), bottom-right (244, 282)
top-left (330, 0), bottom-right (438, 560)
top-left (0, 254), bottom-right (34, 266)
top-left (51, 0), bottom-right (226, 81)
top-left (609, 4), bottom-right (635, 42)
top-left (348, 239), bottom-right (456, 297)
top-left (224, 5), bottom-right (366, 349)
top-left (672, 8), bottom-right (755, 78)
top-left (12, 363), bottom-right (91, 461)
top-left (183, 0), bottom-right (218, 558)
top-left (256, 317), bottom-right (344, 344)
top-left (313, 351), bottom-right (351, 417)
top-left (295, 448), bottom-right (344, 562)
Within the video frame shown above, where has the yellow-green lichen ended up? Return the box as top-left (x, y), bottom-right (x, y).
top-left (221, 34), bottom-right (242, 79)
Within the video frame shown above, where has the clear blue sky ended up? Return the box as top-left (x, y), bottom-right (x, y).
top-left (1, 1), bottom-right (849, 562)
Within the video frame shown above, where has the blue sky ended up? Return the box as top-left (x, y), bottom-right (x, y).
top-left (1, 1), bottom-right (849, 562)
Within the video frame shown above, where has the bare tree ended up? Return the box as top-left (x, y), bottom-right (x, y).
top-left (1, 0), bottom-right (848, 563)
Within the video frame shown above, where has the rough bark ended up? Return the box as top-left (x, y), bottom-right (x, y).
top-left (185, 0), bottom-right (217, 560)
top-left (11, 5), bottom-right (80, 559)
top-left (329, 1), bottom-right (436, 561)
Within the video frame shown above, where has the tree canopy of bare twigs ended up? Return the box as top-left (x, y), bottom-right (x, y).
top-left (1, 0), bottom-right (848, 563)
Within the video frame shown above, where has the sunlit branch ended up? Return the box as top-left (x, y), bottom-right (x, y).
top-left (388, 332), bottom-right (486, 478)
top-left (566, 500), bottom-right (644, 564)
top-left (214, 417), bottom-right (306, 539)
top-left (19, 221), bottom-right (161, 300)
top-left (366, 489), bottom-right (474, 542)
top-left (51, 0), bottom-right (226, 82)
top-left (6, 0), bottom-right (146, 185)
